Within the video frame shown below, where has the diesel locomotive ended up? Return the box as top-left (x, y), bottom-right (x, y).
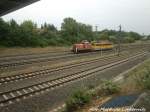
top-left (72, 40), bottom-right (114, 53)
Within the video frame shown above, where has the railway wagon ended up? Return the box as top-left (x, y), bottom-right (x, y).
top-left (72, 40), bottom-right (113, 53)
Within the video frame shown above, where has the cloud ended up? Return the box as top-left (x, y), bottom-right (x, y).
top-left (2, 0), bottom-right (150, 34)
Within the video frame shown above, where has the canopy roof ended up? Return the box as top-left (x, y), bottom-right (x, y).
top-left (0, 0), bottom-right (39, 16)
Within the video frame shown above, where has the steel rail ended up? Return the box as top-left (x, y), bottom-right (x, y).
top-left (0, 50), bottom-right (114, 70)
top-left (0, 50), bottom-right (144, 85)
top-left (0, 44), bottom-right (149, 70)
top-left (0, 52), bottom-right (128, 84)
top-left (0, 52), bottom-right (147, 107)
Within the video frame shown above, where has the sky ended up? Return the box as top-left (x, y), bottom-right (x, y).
top-left (2, 0), bottom-right (150, 35)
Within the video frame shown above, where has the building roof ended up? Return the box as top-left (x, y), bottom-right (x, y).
top-left (0, 0), bottom-right (39, 16)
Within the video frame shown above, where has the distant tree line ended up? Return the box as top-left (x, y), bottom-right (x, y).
top-left (97, 29), bottom-right (143, 43)
top-left (0, 17), bottom-right (145, 47)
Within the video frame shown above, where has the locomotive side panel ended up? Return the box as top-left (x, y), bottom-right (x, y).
top-left (91, 41), bottom-right (114, 51)
top-left (72, 40), bottom-right (114, 53)
top-left (72, 43), bottom-right (92, 53)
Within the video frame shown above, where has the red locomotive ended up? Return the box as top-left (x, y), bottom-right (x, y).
top-left (72, 40), bottom-right (92, 53)
top-left (72, 40), bottom-right (114, 53)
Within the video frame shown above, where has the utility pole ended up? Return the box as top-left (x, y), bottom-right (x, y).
top-left (95, 25), bottom-right (98, 32)
top-left (95, 24), bottom-right (99, 36)
top-left (95, 25), bottom-right (98, 39)
top-left (118, 25), bottom-right (122, 56)
top-left (141, 33), bottom-right (144, 50)
top-left (95, 25), bottom-right (102, 56)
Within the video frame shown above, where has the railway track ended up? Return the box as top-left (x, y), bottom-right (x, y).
top-left (0, 44), bottom-right (149, 63)
top-left (0, 51), bottom-right (148, 107)
top-left (0, 50), bottom-right (146, 85)
top-left (0, 44), bottom-right (141, 61)
top-left (0, 50), bottom-right (114, 70)
top-left (0, 44), bottom-right (149, 70)
top-left (0, 52), bottom-right (130, 85)
top-left (0, 51), bottom-right (71, 63)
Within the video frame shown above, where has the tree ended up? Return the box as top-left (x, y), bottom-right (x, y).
top-left (128, 31), bottom-right (142, 40)
top-left (99, 32), bottom-right (110, 40)
top-left (109, 36), bottom-right (117, 43)
top-left (78, 23), bottom-right (94, 41)
top-left (0, 17), bottom-right (143, 47)
top-left (61, 17), bottom-right (94, 43)
top-left (148, 35), bottom-right (150, 40)
top-left (0, 18), bottom-right (11, 46)
top-left (61, 17), bottom-right (78, 37)
top-left (41, 23), bottom-right (57, 32)
top-left (20, 20), bottom-right (37, 33)
top-left (124, 37), bottom-right (135, 43)
top-left (19, 20), bottom-right (40, 46)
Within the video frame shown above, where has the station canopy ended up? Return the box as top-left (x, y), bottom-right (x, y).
top-left (0, 0), bottom-right (40, 16)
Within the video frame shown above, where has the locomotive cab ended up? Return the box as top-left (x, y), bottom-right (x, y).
top-left (72, 40), bottom-right (92, 53)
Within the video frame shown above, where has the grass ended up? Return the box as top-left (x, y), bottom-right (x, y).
top-left (116, 58), bottom-right (150, 94)
top-left (119, 58), bottom-right (150, 91)
top-left (63, 88), bottom-right (91, 112)
top-left (0, 46), bottom-right (70, 56)
top-left (101, 80), bottom-right (121, 95)
top-left (133, 62), bottom-right (150, 90)
top-left (63, 81), bottom-right (120, 112)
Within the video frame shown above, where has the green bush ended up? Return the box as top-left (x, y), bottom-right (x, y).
top-left (64, 89), bottom-right (91, 112)
top-left (101, 81), bottom-right (120, 95)
top-left (122, 37), bottom-right (135, 43)
top-left (140, 67), bottom-right (150, 90)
